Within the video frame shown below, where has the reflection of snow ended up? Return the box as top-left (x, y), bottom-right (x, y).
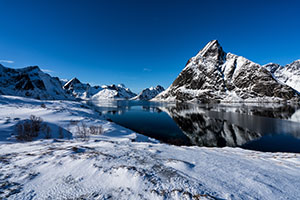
top-left (290, 109), bottom-right (300, 123)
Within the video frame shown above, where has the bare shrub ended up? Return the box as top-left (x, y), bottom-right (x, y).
top-left (89, 125), bottom-right (104, 135)
top-left (16, 120), bottom-right (35, 141)
top-left (16, 115), bottom-right (48, 141)
top-left (76, 122), bottom-right (89, 141)
top-left (29, 115), bottom-right (43, 136)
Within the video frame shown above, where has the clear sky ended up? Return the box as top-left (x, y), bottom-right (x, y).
top-left (0, 0), bottom-right (300, 92)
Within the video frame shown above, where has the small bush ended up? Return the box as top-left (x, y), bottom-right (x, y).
top-left (16, 115), bottom-right (49, 141)
top-left (29, 115), bottom-right (43, 135)
top-left (76, 122), bottom-right (89, 141)
top-left (89, 125), bottom-right (103, 135)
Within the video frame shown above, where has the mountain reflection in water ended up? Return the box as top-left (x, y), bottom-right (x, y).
top-left (92, 100), bottom-right (300, 153)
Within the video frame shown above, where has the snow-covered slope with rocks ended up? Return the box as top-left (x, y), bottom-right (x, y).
top-left (63, 77), bottom-right (101, 99)
top-left (131, 85), bottom-right (164, 100)
top-left (264, 60), bottom-right (300, 93)
top-left (154, 40), bottom-right (300, 103)
top-left (92, 84), bottom-right (136, 100)
top-left (0, 64), bottom-right (71, 100)
top-left (0, 95), bottom-right (299, 200)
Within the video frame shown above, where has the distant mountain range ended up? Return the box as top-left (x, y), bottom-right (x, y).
top-left (63, 78), bottom-right (136, 100)
top-left (0, 64), bottom-right (164, 100)
top-left (154, 40), bottom-right (300, 103)
top-left (1, 41), bottom-right (300, 102)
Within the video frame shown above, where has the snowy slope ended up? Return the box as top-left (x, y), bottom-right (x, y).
top-left (0, 64), bottom-right (72, 100)
top-left (131, 85), bottom-right (164, 100)
top-left (154, 40), bottom-right (300, 103)
top-left (0, 95), bottom-right (299, 200)
top-left (264, 60), bottom-right (300, 92)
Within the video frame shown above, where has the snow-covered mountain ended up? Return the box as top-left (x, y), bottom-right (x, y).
top-left (64, 78), bottom-right (137, 100)
top-left (63, 77), bottom-right (101, 99)
top-left (92, 84), bottom-right (136, 100)
top-left (131, 85), bottom-right (164, 100)
top-left (154, 40), bottom-right (300, 103)
top-left (0, 64), bottom-right (71, 100)
top-left (0, 63), bottom-right (137, 101)
top-left (264, 60), bottom-right (300, 92)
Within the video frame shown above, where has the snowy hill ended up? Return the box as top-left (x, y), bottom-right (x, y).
top-left (92, 84), bottom-right (136, 100)
top-left (154, 40), bottom-right (300, 103)
top-left (264, 60), bottom-right (300, 93)
top-left (131, 85), bottom-right (164, 100)
top-left (0, 64), bottom-right (71, 100)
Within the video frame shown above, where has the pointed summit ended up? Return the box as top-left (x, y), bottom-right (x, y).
top-left (154, 40), bottom-right (300, 103)
top-left (63, 77), bottom-right (81, 90)
top-left (196, 40), bottom-right (226, 63)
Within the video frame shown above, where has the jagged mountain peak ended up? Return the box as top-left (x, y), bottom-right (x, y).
top-left (154, 40), bottom-right (300, 102)
top-left (63, 77), bottom-right (82, 90)
top-left (195, 40), bottom-right (226, 62)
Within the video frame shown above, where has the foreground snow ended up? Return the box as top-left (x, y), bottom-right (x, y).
top-left (0, 95), bottom-right (299, 200)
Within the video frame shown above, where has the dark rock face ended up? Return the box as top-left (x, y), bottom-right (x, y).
top-left (162, 103), bottom-right (299, 147)
top-left (155, 40), bottom-right (300, 102)
top-left (0, 65), bottom-right (71, 100)
top-left (163, 104), bottom-right (261, 147)
top-left (63, 78), bottom-right (82, 90)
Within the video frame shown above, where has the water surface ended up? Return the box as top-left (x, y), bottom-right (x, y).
top-left (92, 100), bottom-right (300, 153)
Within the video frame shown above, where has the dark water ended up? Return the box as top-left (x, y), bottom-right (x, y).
top-left (91, 100), bottom-right (300, 153)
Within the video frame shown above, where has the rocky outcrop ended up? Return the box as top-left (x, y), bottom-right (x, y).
top-left (154, 40), bottom-right (300, 102)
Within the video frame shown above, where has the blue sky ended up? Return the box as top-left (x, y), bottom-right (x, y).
top-left (0, 0), bottom-right (300, 92)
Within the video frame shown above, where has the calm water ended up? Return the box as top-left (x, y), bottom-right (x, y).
top-left (91, 100), bottom-right (300, 153)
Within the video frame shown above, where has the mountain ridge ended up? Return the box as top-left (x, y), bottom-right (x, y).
top-left (153, 40), bottom-right (300, 103)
